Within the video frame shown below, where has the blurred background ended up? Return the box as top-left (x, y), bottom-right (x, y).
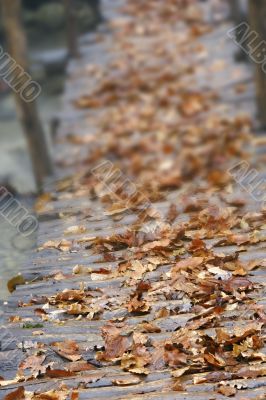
top-left (0, 0), bottom-right (102, 193)
top-left (0, 0), bottom-right (102, 301)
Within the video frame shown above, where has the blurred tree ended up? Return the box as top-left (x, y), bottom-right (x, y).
top-left (63, 0), bottom-right (80, 58)
top-left (90, 0), bottom-right (102, 23)
top-left (229, 0), bottom-right (242, 22)
top-left (249, 0), bottom-right (266, 128)
top-left (1, 0), bottom-right (53, 192)
top-left (229, 0), bottom-right (248, 21)
top-left (229, 0), bottom-right (248, 61)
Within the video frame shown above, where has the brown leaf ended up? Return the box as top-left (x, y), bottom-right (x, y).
top-left (51, 340), bottom-right (82, 362)
top-left (155, 307), bottom-right (170, 319)
top-left (67, 303), bottom-right (92, 315)
top-left (228, 233), bottom-right (250, 245)
top-left (142, 239), bottom-right (170, 251)
top-left (55, 289), bottom-right (84, 302)
top-left (121, 344), bottom-right (151, 374)
top-left (67, 361), bottom-right (95, 372)
top-left (40, 239), bottom-right (72, 252)
top-left (194, 371), bottom-right (233, 384)
top-left (64, 225), bottom-right (87, 235)
top-left (236, 364), bottom-right (266, 379)
top-left (172, 257), bottom-right (203, 273)
top-left (164, 344), bottom-right (187, 367)
top-left (7, 275), bottom-right (25, 293)
top-left (100, 324), bottom-right (131, 361)
top-left (31, 389), bottom-right (68, 399)
top-left (204, 352), bottom-right (226, 367)
top-left (172, 380), bottom-right (185, 391)
top-left (171, 366), bottom-right (190, 378)
top-left (215, 328), bottom-right (231, 344)
top-left (112, 376), bottom-right (141, 386)
top-left (19, 354), bottom-right (46, 377)
top-left (138, 321), bottom-right (161, 333)
top-left (127, 281), bottom-right (151, 314)
top-left (221, 277), bottom-right (252, 293)
top-left (8, 315), bottom-right (22, 323)
top-left (45, 368), bottom-right (75, 378)
top-left (127, 294), bottom-right (150, 314)
top-left (4, 387), bottom-right (25, 400)
top-left (71, 392), bottom-right (79, 400)
top-left (179, 92), bottom-right (206, 117)
top-left (34, 308), bottom-right (48, 316)
top-left (166, 204), bottom-right (178, 223)
top-left (217, 385), bottom-right (237, 397)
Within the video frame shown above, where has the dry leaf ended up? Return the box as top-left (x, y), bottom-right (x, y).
top-left (51, 340), bottom-right (82, 362)
top-left (4, 387), bottom-right (25, 400)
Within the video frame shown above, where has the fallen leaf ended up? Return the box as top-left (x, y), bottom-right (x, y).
top-left (217, 384), bottom-right (237, 397)
top-left (171, 366), bottom-right (190, 378)
top-left (164, 344), bottom-right (187, 367)
top-left (4, 387), bottom-right (25, 400)
top-left (7, 274), bottom-right (25, 293)
top-left (51, 340), bottom-right (82, 362)
top-left (112, 376), bottom-right (141, 386)
top-left (100, 324), bottom-right (131, 361)
top-left (204, 352), bottom-right (226, 367)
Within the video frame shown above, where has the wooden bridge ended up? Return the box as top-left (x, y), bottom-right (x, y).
top-left (1, 1), bottom-right (265, 398)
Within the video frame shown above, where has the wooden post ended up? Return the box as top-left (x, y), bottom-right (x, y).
top-left (1, 0), bottom-right (53, 192)
top-left (229, 0), bottom-right (241, 22)
top-left (64, 0), bottom-right (80, 59)
top-left (228, 0), bottom-right (249, 61)
top-left (249, 0), bottom-right (266, 128)
top-left (90, 0), bottom-right (102, 24)
top-left (229, 0), bottom-right (248, 23)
